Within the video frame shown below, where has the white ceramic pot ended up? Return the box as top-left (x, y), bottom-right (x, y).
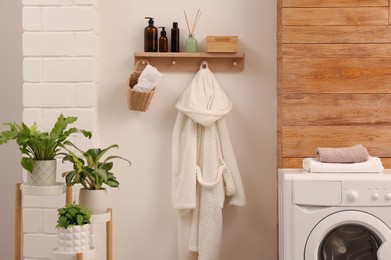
top-left (57, 224), bottom-right (90, 253)
top-left (27, 160), bottom-right (57, 186)
top-left (79, 188), bottom-right (108, 214)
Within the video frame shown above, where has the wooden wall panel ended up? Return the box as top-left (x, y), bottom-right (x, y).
top-left (282, 94), bottom-right (391, 126)
top-left (282, 44), bottom-right (391, 58)
top-left (282, 8), bottom-right (388, 26)
top-left (282, 26), bottom-right (391, 43)
top-left (281, 126), bottom-right (391, 157)
top-left (282, 58), bottom-right (391, 93)
top-left (278, 1), bottom-right (391, 168)
top-left (282, 0), bottom-right (388, 8)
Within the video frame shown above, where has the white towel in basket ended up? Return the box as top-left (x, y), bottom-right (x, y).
top-left (133, 64), bottom-right (162, 92)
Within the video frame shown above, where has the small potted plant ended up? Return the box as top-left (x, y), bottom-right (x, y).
top-left (56, 202), bottom-right (91, 253)
top-left (0, 114), bottom-right (92, 186)
top-left (60, 141), bottom-right (131, 214)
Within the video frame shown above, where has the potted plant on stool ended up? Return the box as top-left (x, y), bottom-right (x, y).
top-left (60, 141), bottom-right (130, 214)
top-left (56, 202), bottom-right (91, 253)
top-left (0, 114), bottom-right (91, 186)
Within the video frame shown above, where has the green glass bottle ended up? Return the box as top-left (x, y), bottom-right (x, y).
top-left (185, 34), bottom-right (198, 52)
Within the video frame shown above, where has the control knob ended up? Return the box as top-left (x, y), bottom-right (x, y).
top-left (347, 190), bottom-right (359, 202)
top-left (385, 193), bottom-right (391, 201)
top-left (372, 193), bottom-right (379, 201)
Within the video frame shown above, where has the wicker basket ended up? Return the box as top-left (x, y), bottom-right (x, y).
top-left (126, 60), bottom-right (156, 112)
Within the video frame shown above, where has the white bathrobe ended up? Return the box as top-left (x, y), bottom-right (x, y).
top-left (172, 66), bottom-right (246, 260)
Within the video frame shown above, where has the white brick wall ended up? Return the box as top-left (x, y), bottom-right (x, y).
top-left (74, 32), bottom-right (99, 57)
top-left (42, 58), bottom-right (97, 82)
top-left (23, 58), bottom-right (42, 82)
top-left (22, 7), bottom-right (42, 31)
top-left (23, 83), bottom-right (74, 107)
top-left (42, 7), bottom-right (98, 32)
top-left (24, 234), bottom-right (57, 258)
top-left (43, 209), bottom-right (59, 234)
top-left (23, 32), bottom-right (74, 56)
top-left (22, 0), bottom-right (100, 258)
top-left (23, 209), bottom-right (43, 233)
top-left (23, 0), bottom-right (73, 6)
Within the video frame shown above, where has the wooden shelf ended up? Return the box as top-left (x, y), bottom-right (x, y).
top-left (134, 52), bottom-right (245, 72)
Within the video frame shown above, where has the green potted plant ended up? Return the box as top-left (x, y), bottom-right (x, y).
top-left (60, 141), bottom-right (131, 214)
top-left (0, 114), bottom-right (92, 186)
top-left (56, 202), bottom-right (91, 253)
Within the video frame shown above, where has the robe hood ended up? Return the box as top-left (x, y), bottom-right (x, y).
top-left (175, 67), bottom-right (232, 127)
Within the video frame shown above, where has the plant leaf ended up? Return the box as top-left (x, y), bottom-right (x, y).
top-left (76, 214), bottom-right (84, 225)
top-left (21, 157), bottom-right (33, 173)
top-left (103, 155), bottom-right (131, 166)
top-left (106, 179), bottom-right (119, 188)
top-left (95, 144), bottom-right (119, 163)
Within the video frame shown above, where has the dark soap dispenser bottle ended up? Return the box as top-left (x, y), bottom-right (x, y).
top-left (171, 22), bottom-right (180, 52)
top-left (144, 17), bottom-right (158, 52)
top-left (158, 27), bottom-right (168, 52)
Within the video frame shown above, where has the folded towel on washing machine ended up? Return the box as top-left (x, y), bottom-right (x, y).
top-left (303, 157), bottom-right (384, 173)
top-left (316, 144), bottom-right (370, 163)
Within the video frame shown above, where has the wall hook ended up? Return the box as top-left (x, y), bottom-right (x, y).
top-left (200, 60), bottom-right (208, 69)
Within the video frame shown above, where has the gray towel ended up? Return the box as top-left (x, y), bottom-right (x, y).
top-left (316, 144), bottom-right (370, 163)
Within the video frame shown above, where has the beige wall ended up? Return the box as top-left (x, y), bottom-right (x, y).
top-left (99, 0), bottom-right (277, 259)
top-left (0, 0), bottom-right (23, 259)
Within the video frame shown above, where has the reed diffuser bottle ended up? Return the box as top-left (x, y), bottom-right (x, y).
top-left (184, 9), bottom-right (201, 53)
top-left (185, 34), bottom-right (198, 52)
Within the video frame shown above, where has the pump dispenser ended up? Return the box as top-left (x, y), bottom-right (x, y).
top-left (158, 27), bottom-right (168, 52)
top-left (144, 17), bottom-right (158, 52)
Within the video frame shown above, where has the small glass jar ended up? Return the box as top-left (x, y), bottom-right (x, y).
top-left (185, 34), bottom-right (198, 52)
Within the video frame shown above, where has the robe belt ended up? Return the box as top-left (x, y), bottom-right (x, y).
top-left (196, 163), bottom-right (236, 196)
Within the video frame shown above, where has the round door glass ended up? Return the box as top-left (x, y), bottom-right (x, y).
top-left (319, 224), bottom-right (382, 260)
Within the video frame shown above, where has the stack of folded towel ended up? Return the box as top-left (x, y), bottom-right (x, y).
top-left (303, 144), bottom-right (384, 173)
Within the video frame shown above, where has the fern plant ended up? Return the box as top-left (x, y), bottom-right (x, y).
top-left (0, 114), bottom-right (92, 172)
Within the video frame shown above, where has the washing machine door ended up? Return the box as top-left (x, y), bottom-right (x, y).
top-left (305, 211), bottom-right (391, 260)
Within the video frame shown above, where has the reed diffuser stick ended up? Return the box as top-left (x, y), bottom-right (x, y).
top-left (183, 10), bottom-right (191, 34)
top-left (184, 9), bottom-right (202, 35)
top-left (192, 9), bottom-right (201, 35)
top-left (191, 9), bottom-right (201, 34)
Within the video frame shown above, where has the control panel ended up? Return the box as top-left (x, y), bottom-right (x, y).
top-left (342, 180), bottom-right (391, 206)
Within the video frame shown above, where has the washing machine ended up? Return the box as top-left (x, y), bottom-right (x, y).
top-left (279, 168), bottom-right (391, 260)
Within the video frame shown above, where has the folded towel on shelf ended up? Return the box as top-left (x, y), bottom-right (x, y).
top-left (303, 157), bottom-right (384, 173)
top-left (316, 144), bottom-right (370, 163)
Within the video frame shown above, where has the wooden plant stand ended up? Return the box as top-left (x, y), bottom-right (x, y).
top-left (14, 183), bottom-right (113, 260)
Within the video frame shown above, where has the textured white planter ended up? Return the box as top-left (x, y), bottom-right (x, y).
top-left (27, 160), bottom-right (57, 186)
top-left (57, 225), bottom-right (90, 253)
top-left (79, 188), bottom-right (108, 214)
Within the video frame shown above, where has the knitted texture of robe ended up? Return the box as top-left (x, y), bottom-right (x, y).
top-left (172, 66), bottom-right (246, 260)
